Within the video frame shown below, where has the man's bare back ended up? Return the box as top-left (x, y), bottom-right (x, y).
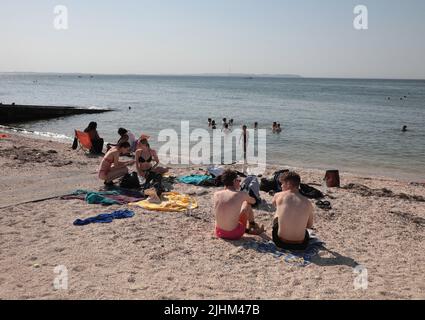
top-left (273, 190), bottom-right (314, 242)
top-left (214, 189), bottom-right (253, 231)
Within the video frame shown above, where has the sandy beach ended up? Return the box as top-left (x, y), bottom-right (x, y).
top-left (0, 131), bottom-right (424, 300)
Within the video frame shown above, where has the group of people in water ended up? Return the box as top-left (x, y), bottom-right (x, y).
top-left (207, 118), bottom-right (282, 133)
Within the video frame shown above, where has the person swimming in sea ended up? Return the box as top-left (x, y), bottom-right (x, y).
top-left (402, 125), bottom-right (408, 132)
top-left (98, 141), bottom-right (135, 186)
top-left (276, 123), bottom-right (282, 133)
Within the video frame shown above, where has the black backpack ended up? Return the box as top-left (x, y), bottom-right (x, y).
top-left (299, 183), bottom-right (324, 199)
top-left (120, 172), bottom-right (141, 189)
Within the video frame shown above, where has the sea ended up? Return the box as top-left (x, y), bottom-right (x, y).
top-left (1, 73), bottom-right (424, 180)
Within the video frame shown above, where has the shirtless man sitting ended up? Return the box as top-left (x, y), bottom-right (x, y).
top-left (272, 171), bottom-right (314, 250)
top-left (214, 170), bottom-right (265, 240)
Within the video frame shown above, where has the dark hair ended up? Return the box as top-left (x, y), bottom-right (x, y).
top-left (118, 141), bottom-right (131, 149)
top-left (281, 171), bottom-right (301, 188)
top-left (118, 128), bottom-right (128, 136)
top-left (221, 170), bottom-right (238, 187)
top-left (224, 123), bottom-right (229, 129)
top-left (85, 121), bottom-right (97, 131)
top-left (208, 118), bottom-right (212, 122)
top-left (223, 118), bottom-right (227, 122)
top-left (242, 125), bottom-right (247, 130)
top-left (212, 120), bottom-right (216, 125)
top-left (139, 138), bottom-right (150, 148)
top-left (230, 119), bottom-right (234, 123)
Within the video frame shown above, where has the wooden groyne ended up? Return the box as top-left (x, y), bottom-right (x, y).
top-left (0, 104), bottom-right (113, 123)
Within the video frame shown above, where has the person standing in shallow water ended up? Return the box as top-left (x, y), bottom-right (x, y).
top-left (239, 125), bottom-right (249, 163)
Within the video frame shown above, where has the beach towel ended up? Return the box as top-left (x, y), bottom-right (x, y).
top-left (207, 165), bottom-right (225, 178)
top-left (61, 189), bottom-right (143, 205)
top-left (177, 175), bottom-right (212, 186)
top-left (129, 192), bottom-right (198, 212)
top-left (0, 134), bottom-right (9, 139)
top-left (73, 209), bottom-right (135, 226)
top-left (241, 234), bottom-right (324, 267)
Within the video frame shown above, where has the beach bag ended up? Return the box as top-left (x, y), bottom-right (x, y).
top-left (324, 170), bottom-right (340, 188)
top-left (72, 137), bottom-right (78, 150)
top-left (120, 172), bottom-right (141, 189)
top-left (299, 183), bottom-right (323, 199)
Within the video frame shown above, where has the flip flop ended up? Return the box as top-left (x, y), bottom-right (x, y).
top-left (315, 200), bottom-right (332, 210)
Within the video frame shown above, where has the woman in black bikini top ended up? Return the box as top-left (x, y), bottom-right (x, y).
top-left (139, 154), bottom-right (153, 163)
top-left (135, 137), bottom-right (168, 178)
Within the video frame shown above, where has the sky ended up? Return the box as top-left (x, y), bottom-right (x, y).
top-left (1, 0), bottom-right (425, 78)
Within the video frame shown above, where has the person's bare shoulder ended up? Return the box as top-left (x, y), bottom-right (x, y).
top-left (274, 191), bottom-right (288, 205)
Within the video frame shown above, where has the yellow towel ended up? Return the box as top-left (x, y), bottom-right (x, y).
top-left (129, 192), bottom-right (198, 212)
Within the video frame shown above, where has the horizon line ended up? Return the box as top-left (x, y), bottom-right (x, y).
top-left (1, 71), bottom-right (424, 81)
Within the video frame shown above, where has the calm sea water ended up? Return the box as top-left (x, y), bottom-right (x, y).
top-left (1, 73), bottom-right (424, 180)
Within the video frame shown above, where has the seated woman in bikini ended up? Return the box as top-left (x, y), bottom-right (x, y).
top-left (98, 141), bottom-right (135, 186)
top-left (135, 137), bottom-right (169, 178)
top-left (135, 137), bottom-right (169, 202)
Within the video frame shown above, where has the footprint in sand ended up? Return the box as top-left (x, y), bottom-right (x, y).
top-left (72, 265), bottom-right (86, 272)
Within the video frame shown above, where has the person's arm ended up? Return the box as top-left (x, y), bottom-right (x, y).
top-left (135, 149), bottom-right (142, 172)
top-left (151, 150), bottom-right (160, 168)
top-left (307, 203), bottom-right (314, 229)
top-left (272, 193), bottom-right (278, 207)
top-left (243, 192), bottom-right (256, 205)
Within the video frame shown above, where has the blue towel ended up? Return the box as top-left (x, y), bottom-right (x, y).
top-left (177, 175), bottom-right (211, 185)
top-left (73, 209), bottom-right (135, 226)
top-left (242, 236), bottom-right (324, 267)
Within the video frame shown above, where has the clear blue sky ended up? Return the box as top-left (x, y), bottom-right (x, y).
top-left (1, 0), bottom-right (424, 78)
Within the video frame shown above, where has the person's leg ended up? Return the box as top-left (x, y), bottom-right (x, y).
top-left (241, 202), bottom-right (265, 235)
top-left (152, 166), bottom-right (169, 175)
top-left (240, 201), bottom-right (254, 224)
top-left (105, 166), bottom-right (128, 182)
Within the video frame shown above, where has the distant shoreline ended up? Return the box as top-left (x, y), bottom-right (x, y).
top-left (1, 72), bottom-right (425, 81)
